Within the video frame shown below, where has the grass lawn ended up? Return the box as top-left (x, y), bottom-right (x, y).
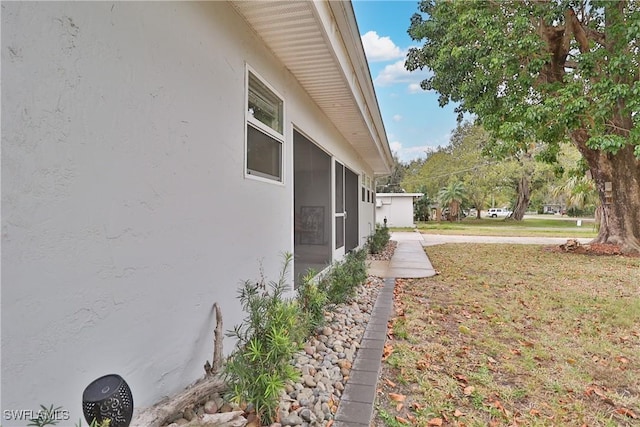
top-left (373, 244), bottom-right (640, 427)
top-left (408, 216), bottom-right (598, 238)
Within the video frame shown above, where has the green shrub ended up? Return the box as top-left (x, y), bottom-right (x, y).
top-left (224, 253), bottom-right (304, 425)
top-left (321, 248), bottom-right (368, 304)
top-left (296, 269), bottom-right (329, 334)
top-left (367, 225), bottom-right (390, 254)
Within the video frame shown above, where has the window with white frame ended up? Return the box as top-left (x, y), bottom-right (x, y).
top-left (246, 70), bottom-right (284, 182)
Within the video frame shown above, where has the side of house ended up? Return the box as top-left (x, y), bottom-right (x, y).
top-left (1, 1), bottom-right (392, 422)
top-left (375, 193), bottom-right (423, 228)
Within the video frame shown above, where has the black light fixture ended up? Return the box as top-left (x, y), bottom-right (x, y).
top-left (82, 374), bottom-right (133, 427)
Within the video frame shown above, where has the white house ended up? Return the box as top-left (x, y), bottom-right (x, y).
top-left (1, 1), bottom-right (393, 423)
top-left (375, 193), bottom-right (424, 228)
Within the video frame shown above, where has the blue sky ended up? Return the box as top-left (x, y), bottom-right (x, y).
top-left (352, 0), bottom-right (460, 163)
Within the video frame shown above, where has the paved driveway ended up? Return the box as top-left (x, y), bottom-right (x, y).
top-left (391, 231), bottom-right (592, 247)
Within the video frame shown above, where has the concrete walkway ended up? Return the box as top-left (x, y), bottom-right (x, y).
top-left (367, 231), bottom-right (437, 278)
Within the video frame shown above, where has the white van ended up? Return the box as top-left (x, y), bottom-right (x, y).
top-left (487, 208), bottom-right (512, 218)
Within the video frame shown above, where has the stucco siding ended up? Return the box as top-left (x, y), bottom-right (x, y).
top-left (1, 1), bottom-right (376, 421)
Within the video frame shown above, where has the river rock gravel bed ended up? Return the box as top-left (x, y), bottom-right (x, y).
top-left (366, 240), bottom-right (397, 262)
top-left (274, 275), bottom-right (384, 427)
top-left (164, 275), bottom-right (386, 427)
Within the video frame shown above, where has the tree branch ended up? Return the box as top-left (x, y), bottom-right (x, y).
top-left (566, 8), bottom-right (590, 53)
top-left (564, 60), bottom-right (579, 69)
top-left (605, 121), bottom-right (632, 135)
top-left (584, 27), bottom-right (606, 47)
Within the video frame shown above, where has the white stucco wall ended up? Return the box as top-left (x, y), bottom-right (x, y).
top-left (375, 194), bottom-right (422, 228)
top-left (1, 1), bottom-right (376, 422)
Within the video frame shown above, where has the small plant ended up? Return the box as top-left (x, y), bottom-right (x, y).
top-left (296, 269), bottom-right (328, 334)
top-left (27, 405), bottom-right (63, 427)
top-left (75, 419), bottom-right (111, 427)
top-left (367, 224), bottom-right (390, 254)
top-left (224, 253), bottom-right (305, 425)
top-left (321, 248), bottom-right (368, 304)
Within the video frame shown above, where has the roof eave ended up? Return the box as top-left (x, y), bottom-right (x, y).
top-left (230, 0), bottom-right (393, 175)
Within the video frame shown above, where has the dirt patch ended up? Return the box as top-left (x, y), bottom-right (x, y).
top-left (545, 239), bottom-right (640, 258)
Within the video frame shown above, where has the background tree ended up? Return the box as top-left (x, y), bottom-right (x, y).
top-left (550, 174), bottom-right (599, 216)
top-left (413, 187), bottom-right (432, 221)
top-left (402, 149), bottom-right (453, 197)
top-left (376, 155), bottom-right (406, 193)
top-left (407, 0), bottom-right (640, 252)
top-left (403, 123), bottom-right (514, 218)
top-left (438, 181), bottom-right (466, 221)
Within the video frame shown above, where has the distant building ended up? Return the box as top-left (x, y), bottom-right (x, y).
top-left (375, 193), bottom-right (424, 228)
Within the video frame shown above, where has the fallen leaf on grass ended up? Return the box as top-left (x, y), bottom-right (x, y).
top-left (411, 402), bottom-right (425, 411)
top-left (416, 359), bottom-right (430, 370)
top-left (454, 409), bottom-right (464, 417)
top-left (428, 418), bottom-right (443, 426)
top-left (406, 414), bottom-right (416, 422)
top-left (395, 416), bottom-right (410, 424)
top-left (463, 385), bottom-right (475, 396)
top-left (614, 407), bottom-right (638, 419)
top-left (585, 385), bottom-right (606, 398)
top-left (384, 378), bottom-right (397, 387)
top-left (455, 374), bottom-right (468, 383)
top-left (382, 344), bottom-right (393, 360)
top-left (389, 392), bottom-right (406, 402)
top-left (396, 403), bottom-right (404, 412)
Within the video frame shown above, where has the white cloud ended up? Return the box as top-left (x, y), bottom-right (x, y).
top-left (390, 141), bottom-right (402, 153)
top-left (361, 31), bottom-right (404, 62)
top-left (374, 60), bottom-right (432, 87)
top-left (408, 83), bottom-right (421, 94)
top-left (388, 141), bottom-right (435, 163)
top-left (392, 114), bottom-right (402, 122)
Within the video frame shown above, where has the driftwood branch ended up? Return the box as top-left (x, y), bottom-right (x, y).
top-left (181, 411), bottom-right (246, 427)
top-left (204, 303), bottom-right (224, 376)
top-left (212, 303), bottom-right (223, 374)
top-left (130, 375), bottom-right (227, 427)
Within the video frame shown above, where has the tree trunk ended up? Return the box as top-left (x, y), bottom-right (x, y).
top-left (573, 133), bottom-right (640, 253)
top-left (449, 201), bottom-right (460, 222)
top-left (511, 176), bottom-right (530, 221)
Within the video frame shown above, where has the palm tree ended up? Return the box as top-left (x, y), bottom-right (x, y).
top-left (549, 175), bottom-right (599, 214)
top-left (438, 182), bottom-right (466, 222)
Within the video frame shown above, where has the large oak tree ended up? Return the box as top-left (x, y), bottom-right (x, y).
top-left (407, 0), bottom-right (640, 252)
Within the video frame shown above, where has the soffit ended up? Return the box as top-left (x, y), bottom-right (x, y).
top-left (230, 1), bottom-right (392, 175)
